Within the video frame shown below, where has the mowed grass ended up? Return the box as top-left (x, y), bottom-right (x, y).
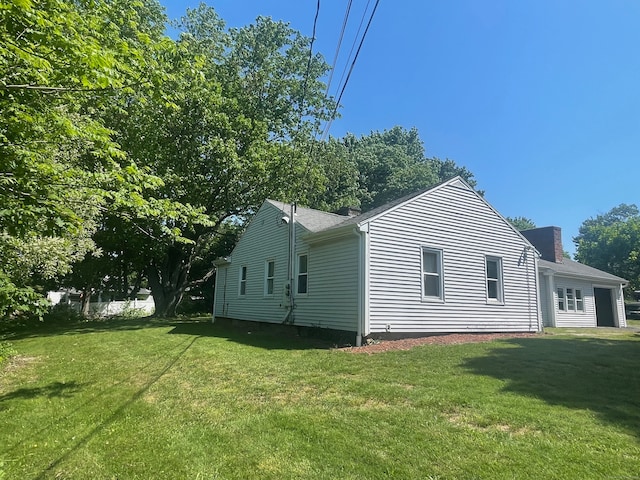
top-left (1, 319), bottom-right (640, 479)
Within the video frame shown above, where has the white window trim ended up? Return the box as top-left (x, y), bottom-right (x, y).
top-left (238, 265), bottom-right (247, 297)
top-left (557, 286), bottom-right (585, 313)
top-left (557, 287), bottom-right (566, 311)
top-left (421, 247), bottom-right (444, 302)
top-left (485, 256), bottom-right (504, 304)
top-left (264, 259), bottom-right (275, 297)
top-left (296, 252), bottom-right (308, 296)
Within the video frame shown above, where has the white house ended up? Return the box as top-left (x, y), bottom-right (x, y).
top-left (213, 177), bottom-right (543, 344)
top-left (521, 227), bottom-right (628, 328)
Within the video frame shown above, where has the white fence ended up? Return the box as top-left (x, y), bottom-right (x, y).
top-left (47, 291), bottom-right (155, 317)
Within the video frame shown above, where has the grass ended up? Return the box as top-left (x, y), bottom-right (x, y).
top-left (1, 318), bottom-right (640, 479)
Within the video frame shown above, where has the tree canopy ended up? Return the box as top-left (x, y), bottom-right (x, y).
top-left (507, 217), bottom-right (537, 231)
top-left (0, 0), bottom-right (200, 317)
top-left (1, 2), bottom-right (481, 318)
top-left (574, 204), bottom-right (640, 295)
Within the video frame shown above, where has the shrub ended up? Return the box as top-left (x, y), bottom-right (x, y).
top-left (0, 338), bottom-right (16, 367)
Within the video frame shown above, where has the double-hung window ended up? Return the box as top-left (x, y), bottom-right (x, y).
top-left (297, 253), bottom-right (308, 295)
top-left (422, 248), bottom-right (443, 301)
top-left (264, 260), bottom-right (275, 296)
top-left (239, 266), bottom-right (247, 296)
top-left (557, 287), bottom-right (584, 312)
top-left (485, 256), bottom-right (503, 303)
top-left (557, 287), bottom-right (565, 311)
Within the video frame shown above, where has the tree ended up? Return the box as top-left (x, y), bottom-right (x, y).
top-left (308, 127), bottom-right (479, 213)
top-left (0, 0), bottom-right (198, 317)
top-left (574, 204), bottom-right (640, 295)
top-left (507, 217), bottom-right (537, 231)
top-left (98, 6), bottom-right (336, 316)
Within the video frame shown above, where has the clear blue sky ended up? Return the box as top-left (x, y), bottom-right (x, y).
top-left (160, 0), bottom-right (640, 256)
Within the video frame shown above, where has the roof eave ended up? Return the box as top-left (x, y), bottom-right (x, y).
top-left (303, 224), bottom-right (359, 244)
top-left (539, 265), bottom-right (628, 286)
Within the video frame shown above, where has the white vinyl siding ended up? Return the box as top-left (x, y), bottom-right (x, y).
top-left (214, 202), bottom-right (290, 322)
top-left (294, 235), bottom-right (359, 331)
top-left (367, 181), bottom-right (539, 334)
top-left (213, 200), bottom-right (359, 332)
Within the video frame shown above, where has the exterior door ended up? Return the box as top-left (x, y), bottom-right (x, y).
top-left (594, 288), bottom-right (615, 327)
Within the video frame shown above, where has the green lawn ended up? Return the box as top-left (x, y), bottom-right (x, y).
top-left (1, 319), bottom-right (640, 479)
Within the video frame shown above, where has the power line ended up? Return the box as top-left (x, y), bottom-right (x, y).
top-left (296, 0), bottom-right (321, 137)
top-left (321, 0), bottom-right (381, 141)
top-left (324, 0), bottom-right (354, 97)
top-left (330, 0), bottom-right (371, 105)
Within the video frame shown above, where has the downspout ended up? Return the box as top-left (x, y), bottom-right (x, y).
top-left (544, 271), bottom-right (556, 328)
top-left (532, 250), bottom-right (542, 332)
top-left (282, 202), bottom-right (296, 324)
top-left (354, 223), bottom-right (370, 346)
top-left (212, 265), bottom-right (217, 324)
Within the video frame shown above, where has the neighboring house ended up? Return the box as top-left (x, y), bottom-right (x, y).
top-left (213, 177), bottom-right (542, 344)
top-left (521, 227), bottom-right (628, 328)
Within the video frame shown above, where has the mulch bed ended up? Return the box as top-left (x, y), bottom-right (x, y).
top-left (339, 332), bottom-right (537, 354)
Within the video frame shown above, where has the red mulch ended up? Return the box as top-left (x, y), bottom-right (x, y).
top-left (339, 332), bottom-right (537, 354)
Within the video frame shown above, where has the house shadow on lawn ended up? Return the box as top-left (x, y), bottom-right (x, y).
top-left (167, 318), bottom-right (342, 351)
top-left (1, 316), bottom-right (190, 340)
top-left (463, 336), bottom-right (640, 438)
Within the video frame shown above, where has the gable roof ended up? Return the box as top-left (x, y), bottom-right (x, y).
top-left (539, 258), bottom-right (628, 285)
top-left (268, 177), bottom-right (535, 250)
top-left (265, 199), bottom-right (346, 233)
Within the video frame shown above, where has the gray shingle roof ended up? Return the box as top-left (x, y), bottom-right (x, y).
top-left (538, 258), bottom-right (628, 284)
top-left (265, 200), bottom-right (347, 232)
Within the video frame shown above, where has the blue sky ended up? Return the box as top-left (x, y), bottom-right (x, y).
top-left (160, 1), bottom-right (640, 255)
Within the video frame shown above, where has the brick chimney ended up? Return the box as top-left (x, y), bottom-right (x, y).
top-left (521, 226), bottom-right (564, 263)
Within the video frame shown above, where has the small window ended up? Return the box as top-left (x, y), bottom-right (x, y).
top-left (566, 288), bottom-right (575, 311)
top-left (422, 248), bottom-right (443, 300)
top-left (297, 254), bottom-right (308, 294)
top-left (239, 266), bottom-right (247, 296)
top-left (557, 287), bottom-right (565, 311)
top-left (264, 260), bottom-right (275, 296)
top-left (575, 289), bottom-right (584, 312)
top-left (485, 256), bottom-right (503, 302)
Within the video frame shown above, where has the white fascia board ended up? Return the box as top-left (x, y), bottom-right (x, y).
top-left (540, 267), bottom-right (627, 287)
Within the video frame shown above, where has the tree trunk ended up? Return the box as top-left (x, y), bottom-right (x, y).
top-left (147, 245), bottom-right (192, 317)
top-left (80, 289), bottom-right (92, 317)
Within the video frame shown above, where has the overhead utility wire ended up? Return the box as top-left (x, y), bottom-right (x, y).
top-left (324, 0), bottom-right (354, 97)
top-left (330, 0), bottom-right (371, 105)
top-left (296, 0), bottom-right (321, 137)
top-left (321, 0), bottom-right (381, 141)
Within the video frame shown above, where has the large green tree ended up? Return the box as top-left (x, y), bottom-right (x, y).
top-left (307, 126), bottom-right (478, 212)
top-left (0, 0), bottom-right (198, 317)
top-left (574, 204), bottom-right (640, 295)
top-left (98, 5), bottom-right (335, 316)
